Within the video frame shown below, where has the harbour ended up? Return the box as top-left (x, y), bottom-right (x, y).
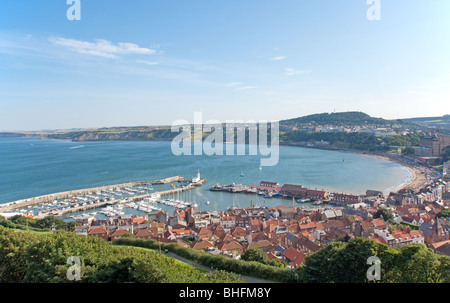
top-left (0, 171), bottom-right (207, 219)
top-left (210, 182), bottom-right (338, 205)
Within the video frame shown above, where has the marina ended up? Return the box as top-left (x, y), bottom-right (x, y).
top-left (0, 172), bottom-right (207, 220)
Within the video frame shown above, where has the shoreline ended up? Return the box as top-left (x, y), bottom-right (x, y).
top-left (279, 142), bottom-right (436, 194)
top-left (340, 148), bottom-right (435, 194)
top-left (363, 152), bottom-right (431, 193)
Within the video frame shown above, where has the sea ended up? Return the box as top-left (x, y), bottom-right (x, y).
top-left (0, 137), bottom-right (412, 213)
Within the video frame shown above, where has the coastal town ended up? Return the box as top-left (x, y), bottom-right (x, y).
top-left (1, 111), bottom-right (449, 272)
top-left (1, 112), bottom-right (450, 273)
top-left (52, 159), bottom-right (449, 269)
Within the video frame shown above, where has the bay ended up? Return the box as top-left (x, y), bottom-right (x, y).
top-left (0, 137), bottom-right (412, 211)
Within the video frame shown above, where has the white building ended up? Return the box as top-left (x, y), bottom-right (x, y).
top-left (192, 170), bottom-right (201, 183)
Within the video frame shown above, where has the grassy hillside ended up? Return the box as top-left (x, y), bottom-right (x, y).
top-left (0, 226), bottom-right (242, 283)
top-left (400, 115), bottom-right (450, 130)
top-left (281, 111), bottom-right (402, 126)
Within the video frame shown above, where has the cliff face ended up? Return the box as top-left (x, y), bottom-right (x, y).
top-left (73, 132), bottom-right (174, 142)
top-left (48, 129), bottom-right (177, 142)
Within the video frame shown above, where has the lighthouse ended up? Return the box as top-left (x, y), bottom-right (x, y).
top-left (192, 170), bottom-right (201, 183)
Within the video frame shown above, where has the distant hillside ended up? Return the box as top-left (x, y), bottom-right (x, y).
top-left (45, 127), bottom-right (177, 142)
top-left (280, 112), bottom-right (402, 126)
top-left (400, 115), bottom-right (450, 130)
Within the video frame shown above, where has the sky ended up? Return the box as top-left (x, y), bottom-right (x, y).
top-left (0, 0), bottom-right (450, 131)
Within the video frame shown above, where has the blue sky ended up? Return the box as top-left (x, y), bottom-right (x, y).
top-left (1, 0), bottom-right (449, 130)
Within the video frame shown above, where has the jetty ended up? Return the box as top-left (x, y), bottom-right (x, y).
top-left (0, 175), bottom-right (207, 215)
top-left (150, 176), bottom-right (184, 185)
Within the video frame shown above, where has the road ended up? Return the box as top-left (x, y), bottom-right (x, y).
top-left (154, 249), bottom-right (274, 283)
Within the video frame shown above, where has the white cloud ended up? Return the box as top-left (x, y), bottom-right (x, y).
top-left (136, 60), bottom-right (159, 66)
top-left (285, 68), bottom-right (311, 76)
top-left (270, 56), bottom-right (286, 61)
top-left (49, 37), bottom-right (156, 59)
top-left (235, 86), bottom-right (256, 91)
top-left (225, 82), bottom-right (243, 87)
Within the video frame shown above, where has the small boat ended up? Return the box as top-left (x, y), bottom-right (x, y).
top-left (206, 201), bottom-right (210, 205)
top-left (296, 199), bottom-right (310, 204)
top-left (240, 172), bottom-right (245, 177)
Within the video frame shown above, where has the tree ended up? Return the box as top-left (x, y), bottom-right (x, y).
top-left (437, 209), bottom-right (450, 218)
top-left (295, 237), bottom-right (450, 283)
top-left (402, 147), bottom-right (415, 155)
top-left (392, 244), bottom-right (450, 283)
top-left (373, 208), bottom-right (395, 224)
top-left (240, 248), bottom-right (268, 264)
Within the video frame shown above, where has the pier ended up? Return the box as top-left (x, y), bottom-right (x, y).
top-left (0, 176), bottom-right (207, 215)
top-left (150, 176), bottom-right (184, 185)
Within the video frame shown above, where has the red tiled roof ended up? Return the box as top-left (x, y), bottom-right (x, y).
top-left (134, 229), bottom-right (153, 237)
top-left (191, 240), bottom-right (214, 250)
top-left (88, 227), bottom-right (108, 235)
top-left (290, 254), bottom-right (306, 267)
top-left (283, 246), bottom-right (302, 261)
top-left (218, 240), bottom-right (243, 251)
top-left (132, 217), bottom-right (146, 224)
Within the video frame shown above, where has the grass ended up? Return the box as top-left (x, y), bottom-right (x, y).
top-left (120, 245), bottom-right (210, 274)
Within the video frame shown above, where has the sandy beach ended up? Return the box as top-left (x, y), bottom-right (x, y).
top-left (365, 152), bottom-right (435, 193)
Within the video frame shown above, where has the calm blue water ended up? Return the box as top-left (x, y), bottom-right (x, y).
top-left (0, 137), bottom-right (412, 211)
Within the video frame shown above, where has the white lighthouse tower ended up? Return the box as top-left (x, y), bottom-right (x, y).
top-left (192, 170), bottom-right (201, 183)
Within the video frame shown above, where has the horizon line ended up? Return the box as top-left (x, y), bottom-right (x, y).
top-left (1, 111), bottom-right (448, 133)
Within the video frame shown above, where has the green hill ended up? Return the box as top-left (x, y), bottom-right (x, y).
top-left (280, 111), bottom-right (402, 126)
top-left (400, 115), bottom-right (450, 130)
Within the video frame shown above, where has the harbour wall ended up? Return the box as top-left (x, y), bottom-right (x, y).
top-left (0, 176), bottom-right (201, 214)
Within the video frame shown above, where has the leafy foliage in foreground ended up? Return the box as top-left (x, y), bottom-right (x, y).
top-left (0, 215), bottom-right (78, 232)
top-left (2, 225), bottom-right (449, 283)
top-left (113, 237), bottom-right (294, 282)
top-left (0, 226), bottom-right (242, 283)
top-left (296, 238), bottom-right (450, 283)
